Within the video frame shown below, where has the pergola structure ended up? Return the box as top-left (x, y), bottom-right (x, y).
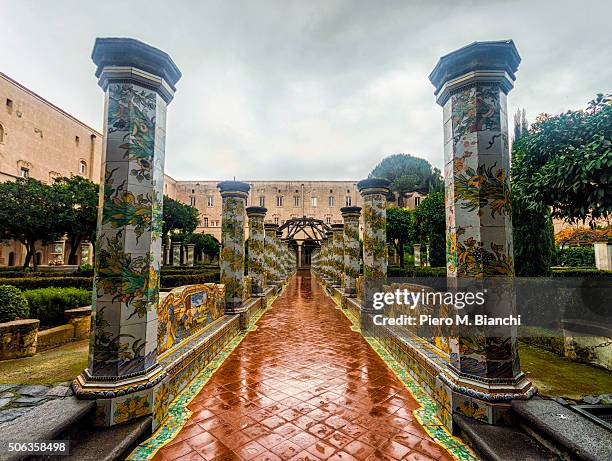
top-left (277, 216), bottom-right (330, 268)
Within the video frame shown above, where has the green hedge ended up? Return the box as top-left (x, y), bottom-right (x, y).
top-left (22, 288), bottom-right (92, 326)
top-left (551, 268), bottom-right (612, 277)
top-left (0, 285), bottom-right (29, 323)
top-left (160, 272), bottom-right (220, 289)
top-left (387, 267), bottom-right (447, 277)
top-left (0, 277), bottom-right (94, 290)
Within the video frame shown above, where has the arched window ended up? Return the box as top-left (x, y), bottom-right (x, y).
top-left (79, 160), bottom-right (87, 175)
top-left (0, 123), bottom-right (5, 143)
top-left (8, 252), bottom-right (15, 267)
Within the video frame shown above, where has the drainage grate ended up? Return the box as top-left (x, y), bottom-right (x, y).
top-left (571, 405), bottom-right (612, 431)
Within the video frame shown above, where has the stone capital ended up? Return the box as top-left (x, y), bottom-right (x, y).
top-left (217, 180), bottom-right (250, 199)
top-left (429, 40), bottom-right (521, 106)
top-left (340, 206), bottom-right (362, 219)
top-left (357, 178), bottom-right (390, 196)
top-left (92, 37), bottom-right (181, 103)
top-left (246, 206), bottom-right (267, 218)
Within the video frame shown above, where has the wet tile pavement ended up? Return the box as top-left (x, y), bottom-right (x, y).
top-left (154, 273), bottom-right (453, 461)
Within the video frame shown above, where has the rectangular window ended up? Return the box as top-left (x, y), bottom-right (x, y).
top-left (415, 196), bottom-right (421, 207)
top-left (328, 196), bottom-right (334, 207)
top-left (75, 136), bottom-right (80, 146)
top-left (274, 216), bottom-right (279, 225)
top-left (190, 196), bottom-right (196, 206)
top-left (294, 196), bottom-right (300, 207)
top-left (345, 196), bottom-right (352, 206)
top-left (259, 196), bottom-right (265, 207)
top-left (20, 167), bottom-right (29, 178)
top-left (276, 196), bottom-right (283, 207)
top-left (207, 196), bottom-right (213, 207)
top-left (203, 217), bottom-right (209, 227)
top-left (326, 216), bottom-right (331, 224)
top-left (311, 197), bottom-right (317, 207)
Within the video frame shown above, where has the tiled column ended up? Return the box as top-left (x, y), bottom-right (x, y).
top-left (341, 206), bottom-right (361, 297)
top-left (331, 224), bottom-right (344, 287)
top-left (426, 244), bottom-right (431, 267)
top-left (164, 239), bottom-right (171, 265)
top-left (357, 178), bottom-right (390, 279)
top-left (246, 206), bottom-right (267, 296)
top-left (429, 40), bottom-right (534, 429)
top-left (275, 230), bottom-right (286, 281)
top-left (74, 37), bottom-right (181, 428)
top-left (218, 181), bottom-right (250, 314)
top-left (186, 244), bottom-right (195, 267)
top-left (323, 231), bottom-right (333, 283)
top-left (172, 241), bottom-right (181, 266)
top-left (414, 244), bottom-right (421, 267)
top-left (264, 223), bottom-right (280, 286)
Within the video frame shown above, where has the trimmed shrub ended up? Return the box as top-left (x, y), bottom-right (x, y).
top-left (160, 272), bottom-right (219, 289)
top-left (555, 246), bottom-right (596, 267)
top-left (0, 277), bottom-right (94, 290)
top-left (0, 285), bottom-right (29, 322)
top-left (22, 287), bottom-right (92, 326)
top-left (387, 267), bottom-right (447, 277)
top-left (551, 268), bottom-right (612, 277)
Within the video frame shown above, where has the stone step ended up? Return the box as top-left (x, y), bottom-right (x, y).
top-left (511, 399), bottom-right (612, 461)
top-left (57, 416), bottom-right (152, 461)
top-left (453, 414), bottom-right (556, 461)
top-left (0, 397), bottom-right (95, 461)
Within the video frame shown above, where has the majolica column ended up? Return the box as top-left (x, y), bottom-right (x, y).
top-left (186, 243), bottom-right (195, 267)
top-left (246, 206), bottom-right (267, 295)
top-left (341, 207), bottom-right (361, 297)
top-left (218, 181), bottom-right (250, 314)
top-left (323, 231), bottom-right (333, 283)
top-left (276, 230), bottom-right (286, 281)
top-left (357, 178), bottom-right (390, 279)
top-left (74, 38), bottom-right (181, 428)
top-left (172, 241), bottom-right (181, 266)
top-left (164, 239), bottom-right (171, 265)
top-left (429, 40), bottom-right (534, 429)
top-left (331, 224), bottom-right (344, 287)
top-left (264, 223), bottom-right (280, 286)
top-left (414, 244), bottom-right (421, 267)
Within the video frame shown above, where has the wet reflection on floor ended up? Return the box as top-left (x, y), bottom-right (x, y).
top-left (155, 272), bottom-right (452, 461)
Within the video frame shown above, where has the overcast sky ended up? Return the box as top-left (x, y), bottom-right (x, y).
top-left (2, 0), bottom-right (610, 181)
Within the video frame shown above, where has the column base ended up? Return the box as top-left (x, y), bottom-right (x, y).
top-left (73, 364), bottom-right (168, 429)
top-left (434, 367), bottom-right (536, 432)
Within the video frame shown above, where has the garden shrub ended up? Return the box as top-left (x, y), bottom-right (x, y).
top-left (0, 277), bottom-right (94, 290)
top-left (0, 285), bottom-right (29, 322)
top-left (160, 272), bottom-right (220, 289)
top-left (22, 287), bottom-right (92, 326)
top-left (555, 246), bottom-right (596, 267)
top-left (551, 268), bottom-right (612, 277)
top-left (387, 267), bottom-right (447, 277)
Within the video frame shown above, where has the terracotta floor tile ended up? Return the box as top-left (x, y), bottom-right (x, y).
top-left (155, 274), bottom-right (454, 461)
top-left (287, 451), bottom-right (322, 461)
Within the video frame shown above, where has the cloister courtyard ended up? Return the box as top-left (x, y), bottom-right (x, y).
top-left (1, 2), bottom-right (612, 460)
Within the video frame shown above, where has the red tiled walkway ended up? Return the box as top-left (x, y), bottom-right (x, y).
top-left (155, 272), bottom-right (452, 461)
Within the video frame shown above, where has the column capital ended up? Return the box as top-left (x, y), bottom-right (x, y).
top-left (357, 178), bottom-right (390, 196)
top-left (429, 40), bottom-right (521, 106)
top-left (246, 206), bottom-right (267, 218)
top-left (217, 180), bottom-right (250, 199)
top-left (264, 223), bottom-right (278, 231)
top-left (92, 37), bottom-right (182, 103)
top-left (340, 206), bottom-right (362, 219)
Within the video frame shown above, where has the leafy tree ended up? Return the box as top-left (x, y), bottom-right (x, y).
top-left (386, 207), bottom-right (417, 268)
top-left (370, 154), bottom-right (443, 206)
top-left (512, 94), bottom-right (612, 226)
top-left (414, 192), bottom-right (446, 267)
top-left (162, 195), bottom-right (199, 240)
top-left (178, 232), bottom-right (220, 262)
top-left (53, 176), bottom-right (99, 265)
top-left (0, 178), bottom-right (62, 268)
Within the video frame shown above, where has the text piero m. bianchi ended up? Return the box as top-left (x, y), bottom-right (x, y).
top-left (370, 288), bottom-right (521, 327)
